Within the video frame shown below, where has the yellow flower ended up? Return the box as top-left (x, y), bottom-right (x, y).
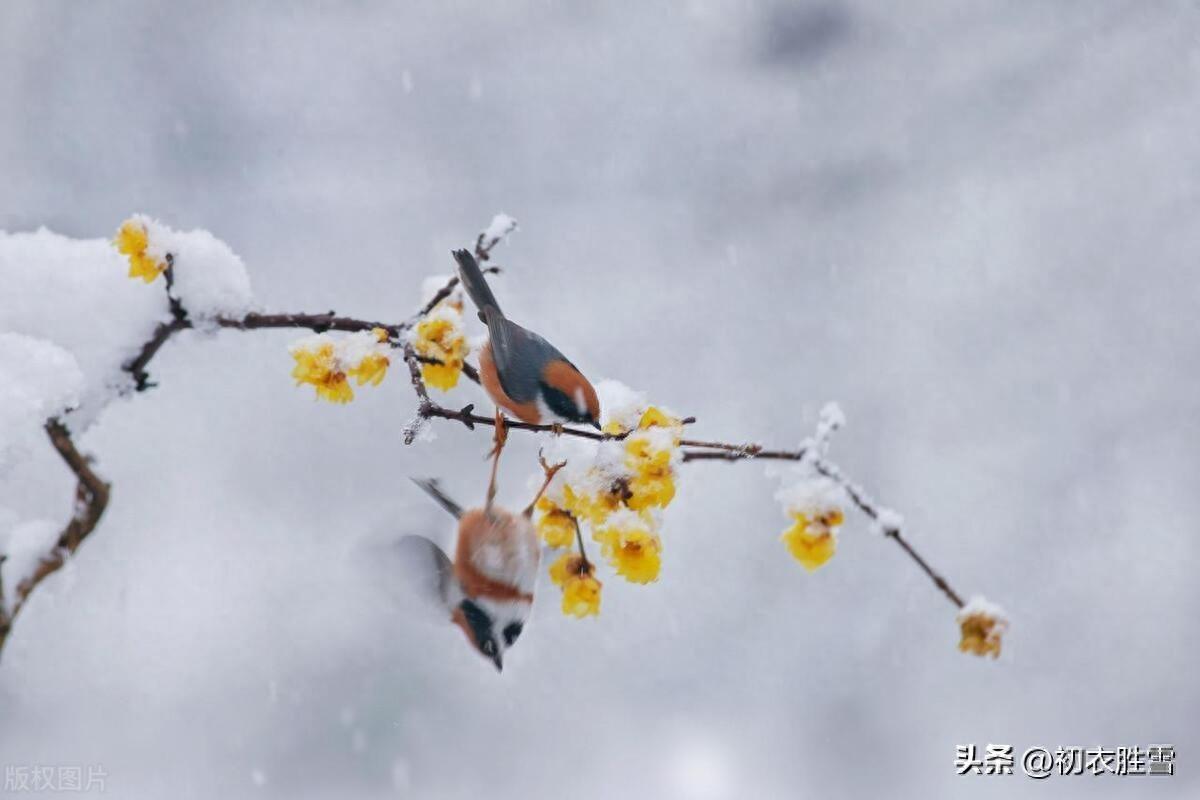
top-left (548, 553), bottom-right (602, 618)
top-left (594, 512), bottom-right (662, 584)
top-left (638, 406), bottom-right (682, 433)
top-left (291, 342), bottom-right (354, 403)
top-left (624, 431), bottom-right (678, 511)
top-left (348, 352), bottom-right (389, 386)
top-left (957, 598), bottom-right (1008, 658)
top-left (535, 497), bottom-right (577, 549)
top-left (115, 218), bottom-right (167, 283)
top-left (626, 471), bottom-right (675, 511)
top-left (413, 313), bottom-right (467, 391)
top-left (780, 511), bottom-right (841, 572)
top-left (562, 483), bottom-right (623, 527)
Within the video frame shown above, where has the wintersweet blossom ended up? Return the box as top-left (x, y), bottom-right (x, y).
top-left (780, 510), bottom-right (842, 572)
top-left (346, 327), bottom-right (391, 386)
top-left (562, 483), bottom-right (624, 527)
top-left (289, 330), bottom-right (392, 403)
top-left (411, 305), bottom-right (467, 391)
top-left (290, 341), bottom-right (352, 403)
top-left (549, 553), bottom-right (602, 618)
top-left (534, 496), bottom-right (577, 550)
top-left (957, 596), bottom-right (1009, 658)
top-left (594, 509), bottom-right (663, 584)
top-left (774, 473), bottom-right (846, 572)
top-left (114, 217), bottom-right (167, 283)
top-left (622, 406), bottom-right (683, 511)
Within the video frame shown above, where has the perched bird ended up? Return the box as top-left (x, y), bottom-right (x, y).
top-left (399, 434), bottom-right (565, 671)
top-left (453, 248), bottom-right (601, 429)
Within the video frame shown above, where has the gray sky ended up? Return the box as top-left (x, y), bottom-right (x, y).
top-left (2, 2), bottom-right (1198, 798)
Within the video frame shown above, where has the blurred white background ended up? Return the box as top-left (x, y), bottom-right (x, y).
top-left (1, 2), bottom-right (1198, 798)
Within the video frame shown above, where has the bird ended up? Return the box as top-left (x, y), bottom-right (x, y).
top-left (398, 430), bottom-right (566, 672)
top-left (452, 248), bottom-right (601, 431)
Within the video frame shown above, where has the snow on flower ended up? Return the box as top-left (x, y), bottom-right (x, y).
top-left (114, 214), bottom-right (254, 318)
top-left (593, 508), bottom-right (663, 584)
top-left (289, 330), bottom-right (391, 404)
top-left (596, 379), bottom-right (647, 435)
top-left (774, 473), bottom-right (846, 572)
top-left (957, 595), bottom-right (1009, 658)
top-left (534, 384), bottom-right (682, 588)
top-left (548, 552), bottom-right (601, 618)
top-left (409, 297), bottom-right (468, 391)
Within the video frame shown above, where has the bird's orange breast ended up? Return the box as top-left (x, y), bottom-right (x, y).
top-left (454, 508), bottom-right (537, 602)
top-left (479, 345), bottom-right (542, 424)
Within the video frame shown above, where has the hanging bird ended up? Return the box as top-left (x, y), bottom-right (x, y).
top-left (452, 248), bottom-right (601, 430)
top-left (399, 432), bottom-right (565, 671)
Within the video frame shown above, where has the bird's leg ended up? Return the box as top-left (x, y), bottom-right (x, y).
top-left (523, 453), bottom-right (567, 517)
top-left (550, 422), bottom-right (564, 436)
top-left (485, 410), bottom-right (508, 512)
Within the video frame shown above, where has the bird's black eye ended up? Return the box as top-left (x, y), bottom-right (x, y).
top-left (502, 622), bottom-right (523, 647)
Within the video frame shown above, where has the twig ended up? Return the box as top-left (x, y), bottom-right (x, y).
top-left (414, 266), bottom-right (501, 320)
top-left (571, 516), bottom-right (592, 573)
top-left (680, 437), bottom-right (965, 610)
top-left (0, 420), bottom-right (111, 654)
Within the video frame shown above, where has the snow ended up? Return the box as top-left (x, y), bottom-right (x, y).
top-left (773, 473), bottom-right (846, 516)
top-left (0, 222), bottom-right (253, 430)
top-left (815, 401), bottom-right (845, 448)
top-left (0, 517), bottom-right (60, 611)
top-left (0, 333), bottom-right (84, 473)
top-left (596, 379), bottom-right (646, 432)
top-left (149, 219), bottom-right (254, 320)
top-left (478, 213), bottom-right (518, 254)
top-left (333, 329), bottom-right (389, 367)
top-left (957, 595), bottom-right (1009, 626)
top-left (538, 433), bottom-right (629, 503)
top-left (873, 507), bottom-right (905, 533)
top-left (0, 227), bottom-right (168, 430)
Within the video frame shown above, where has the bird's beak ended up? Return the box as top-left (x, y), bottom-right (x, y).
top-left (491, 653), bottom-right (504, 672)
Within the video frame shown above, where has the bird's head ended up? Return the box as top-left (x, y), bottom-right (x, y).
top-left (452, 596), bottom-right (526, 672)
top-left (540, 360), bottom-right (602, 430)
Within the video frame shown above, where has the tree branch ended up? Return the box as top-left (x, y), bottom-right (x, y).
top-left (681, 440), bottom-right (965, 609)
top-left (0, 420), bottom-right (111, 654)
top-left (5, 219), bottom-right (980, 663)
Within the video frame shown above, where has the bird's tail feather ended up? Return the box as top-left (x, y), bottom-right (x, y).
top-left (411, 478), bottom-right (463, 519)
top-left (452, 249), bottom-right (502, 321)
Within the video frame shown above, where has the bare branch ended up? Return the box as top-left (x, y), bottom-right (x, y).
top-left (680, 439), bottom-right (965, 610)
top-left (0, 420), bottom-right (111, 654)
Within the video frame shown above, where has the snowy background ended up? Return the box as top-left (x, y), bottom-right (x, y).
top-left (2, 2), bottom-right (1199, 798)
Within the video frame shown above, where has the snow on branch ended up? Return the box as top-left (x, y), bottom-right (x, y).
top-left (0, 214), bottom-right (1007, 661)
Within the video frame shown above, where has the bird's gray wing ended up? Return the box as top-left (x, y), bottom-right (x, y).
top-left (395, 535), bottom-right (462, 614)
top-left (488, 315), bottom-right (567, 404)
